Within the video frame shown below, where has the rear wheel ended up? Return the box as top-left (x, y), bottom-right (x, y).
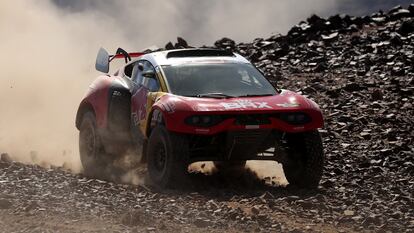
top-left (79, 112), bottom-right (111, 179)
top-left (278, 130), bottom-right (324, 189)
top-left (147, 126), bottom-right (189, 188)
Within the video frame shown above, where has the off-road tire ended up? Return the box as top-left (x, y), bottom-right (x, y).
top-left (79, 112), bottom-right (110, 179)
top-left (147, 126), bottom-right (189, 188)
top-left (281, 130), bottom-right (324, 189)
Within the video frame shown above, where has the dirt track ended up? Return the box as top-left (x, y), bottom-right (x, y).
top-left (1, 160), bottom-right (368, 233)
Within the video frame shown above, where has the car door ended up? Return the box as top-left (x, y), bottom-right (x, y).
top-left (131, 60), bottom-right (160, 136)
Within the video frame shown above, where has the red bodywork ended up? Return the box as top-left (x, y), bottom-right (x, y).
top-left (111, 52), bottom-right (144, 60)
top-left (76, 51), bottom-right (324, 138)
top-left (78, 75), bottom-right (324, 136)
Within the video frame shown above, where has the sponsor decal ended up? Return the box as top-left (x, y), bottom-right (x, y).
top-left (276, 103), bottom-right (300, 107)
top-left (276, 97), bottom-right (300, 107)
top-left (132, 112), bottom-right (139, 126)
top-left (139, 104), bottom-right (146, 120)
top-left (192, 104), bottom-right (209, 111)
top-left (163, 102), bottom-right (176, 113)
top-left (293, 126), bottom-right (305, 130)
top-left (221, 100), bottom-right (272, 110)
top-left (195, 128), bottom-right (210, 133)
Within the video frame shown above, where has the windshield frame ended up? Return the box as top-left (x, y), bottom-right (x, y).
top-left (160, 62), bottom-right (277, 98)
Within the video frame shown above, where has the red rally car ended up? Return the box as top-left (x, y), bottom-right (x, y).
top-left (76, 48), bottom-right (324, 188)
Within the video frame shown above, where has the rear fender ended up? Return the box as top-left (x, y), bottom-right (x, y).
top-left (75, 100), bottom-right (95, 129)
top-left (75, 76), bottom-right (111, 129)
top-left (75, 76), bottom-right (131, 131)
top-left (107, 80), bottom-right (131, 134)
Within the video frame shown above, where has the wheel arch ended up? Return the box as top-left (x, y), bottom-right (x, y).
top-left (146, 107), bottom-right (166, 137)
top-left (106, 83), bottom-right (132, 133)
top-left (76, 101), bottom-right (96, 130)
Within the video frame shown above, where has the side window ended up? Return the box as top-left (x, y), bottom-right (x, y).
top-left (131, 62), bottom-right (144, 84)
top-left (124, 62), bottom-right (134, 78)
top-left (142, 61), bottom-right (160, 92)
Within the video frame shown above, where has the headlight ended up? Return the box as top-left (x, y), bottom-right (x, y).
top-left (185, 115), bottom-right (222, 127)
top-left (278, 112), bottom-right (311, 125)
top-left (191, 116), bottom-right (200, 124)
top-left (202, 116), bottom-right (211, 124)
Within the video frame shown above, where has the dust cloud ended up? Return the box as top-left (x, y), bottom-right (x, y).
top-left (0, 0), bottom-right (336, 179)
top-left (0, 1), bottom-right (131, 172)
top-left (54, 0), bottom-right (339, 46)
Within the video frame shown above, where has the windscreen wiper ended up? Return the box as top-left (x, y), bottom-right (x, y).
top-left (237, 94), bottom-right (274, 97)
top-left (194, 93), bottom-right (236, 98)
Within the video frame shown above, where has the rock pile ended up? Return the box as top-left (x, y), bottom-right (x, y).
top-left (164, 4), bottom-right (414, 232)
top-left (223, 5), bottom-right (414, 232)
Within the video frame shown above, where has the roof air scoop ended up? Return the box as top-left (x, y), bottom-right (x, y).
top-left (166, 49), bottom-right (234, 58)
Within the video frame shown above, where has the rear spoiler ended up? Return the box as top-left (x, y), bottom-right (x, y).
top-left (95, 47), bottom-right (145, 73)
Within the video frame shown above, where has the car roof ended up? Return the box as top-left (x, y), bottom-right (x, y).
top-left (136, 49), bottom-right (251, 66)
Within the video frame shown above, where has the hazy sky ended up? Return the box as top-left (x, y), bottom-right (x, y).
top-left (52, 0), bottom-right (413, 46)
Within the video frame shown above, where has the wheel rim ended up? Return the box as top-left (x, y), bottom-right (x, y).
top-left (80, 124), bottom-right (97, 161)
top-left (85, 128), bottom-right (95, 156)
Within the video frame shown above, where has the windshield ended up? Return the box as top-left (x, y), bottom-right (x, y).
top-left (162, 63), bottom-right (276, 97)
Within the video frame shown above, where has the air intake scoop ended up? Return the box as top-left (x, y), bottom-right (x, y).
top-left (166, 49), bottom-right (234, 58)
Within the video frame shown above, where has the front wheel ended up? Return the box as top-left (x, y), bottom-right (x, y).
top-left (278, 130), bottom-right (324, 189)
top-left (147, 126), bottom-right (189, 188)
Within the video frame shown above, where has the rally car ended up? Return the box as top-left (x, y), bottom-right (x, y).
top-left (76, 47), bottom-right (324, 189)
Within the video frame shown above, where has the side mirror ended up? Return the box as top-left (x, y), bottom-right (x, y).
top-left (137, 63), bottom-right (144, 71)
top-left (95, 47), bottom-right (109, 73)
top-left (142, 70), bottom-right (156, 79)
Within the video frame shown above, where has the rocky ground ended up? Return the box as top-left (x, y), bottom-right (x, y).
top-left (1, 4), bottom-right (414, 233)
